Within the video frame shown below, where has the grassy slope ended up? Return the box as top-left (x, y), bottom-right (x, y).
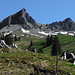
top-left (11, 31), bottom-right (75, 74)
top-left (14, 34), bottom-right (75, 55)
top-left (0, 47), bottom-right (75, 75)
top-left (58, 34), bottom-right (75, 54)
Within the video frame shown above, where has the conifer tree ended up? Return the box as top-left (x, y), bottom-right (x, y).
top-left (46, 35), bottom-right (50, 46)
top-left (51, 36), bottom-right (62, 75)
top-left (4, 34), bottom-right (13, 45)
top-left (30, 40), bottom-right (33, 46)
top-left (29, 40), bottom-right (33, 49)
top-left (51, 36), bottom-right (62, 56)
top-left (14, 34), bottom-right (17, 41)
top-left (50, 35), bottom-right (53, 45)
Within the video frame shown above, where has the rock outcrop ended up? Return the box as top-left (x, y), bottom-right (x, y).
top-left (0, 8), bottom-right (38, 29)
top-left (47, 18), bottom-right (75, 31)
top-left (0, 8), bottom-right (75, 31)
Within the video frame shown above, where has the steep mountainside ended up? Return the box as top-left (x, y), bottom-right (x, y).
top-left (0, 8), bottom-right (75, 31)
top-left (47, 18), bottom-right (75, 31)
top-left (0, 8), bottom-right (38, 29)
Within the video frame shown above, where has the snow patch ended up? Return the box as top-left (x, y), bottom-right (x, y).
top-left (31, 34), bottom-right (40, 36)
top-left (21, 29), bottom-right (30, 34)
top-left (68, 33), bottom-right (74, 36)
top-left (38, 31), bottom-right (49, 36)
top-left (1, 40), bottom-right (12, 51)
top-left (50, 32), bottom-right (58, 35)
top-left (60, 31), bottom-right (68, 34)
top-left (74, 61), bottom-right (75, 65)
top-left (71, 53), bottom-right (75, 58)
top-left (4, 31), bottom-right (12, 36)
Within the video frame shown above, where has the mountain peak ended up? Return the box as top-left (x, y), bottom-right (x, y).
top-left (21, 8), bottom-right (26, 11)
top-left (47, 17), bottom-right (75, 31)
top-left (19, 8), bottom-right (26, 12)
top-left (0, 8), bottom-right (38, 29)
top-left (64, 18), bottom-right (72, 22)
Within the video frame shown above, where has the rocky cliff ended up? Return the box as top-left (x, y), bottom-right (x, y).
top-left (47, 18), bottom-right (75, 31)
top-left (0, 8), bottom-right (38, 29)
top-left (0, 8), bottom-right (75, 31)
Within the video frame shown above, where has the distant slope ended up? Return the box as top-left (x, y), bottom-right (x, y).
top-left (0, 8), bottom-right (75, 32)
top-left (13, 34), bottom-right (75, 55)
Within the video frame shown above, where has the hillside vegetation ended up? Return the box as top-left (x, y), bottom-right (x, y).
top-left (0, 8), bottom-right (75, 75)
top-left (0, 47), bottom-right (75, 75)
top-left (14, 33), bottom-right (75, 55)
top-left (0, 32), bottom-right (75, 74)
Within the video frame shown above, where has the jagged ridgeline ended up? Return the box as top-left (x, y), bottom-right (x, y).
top-left (0, 8), bottom-right (75, 31)
top-left (0, 8), bottom-right (38, 29)
top-left (46, 18), bottom-right (75, 31)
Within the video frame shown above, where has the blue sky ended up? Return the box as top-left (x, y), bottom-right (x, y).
top-left (0, 0), bottom-right (75, 24)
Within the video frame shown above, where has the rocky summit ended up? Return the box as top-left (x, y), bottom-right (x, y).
top-left (0, 8), bottom-right (38, 29)
top-left (47, 18), bottom-right (75, 31)
top-left (0, 8), bottom-right (75, 31)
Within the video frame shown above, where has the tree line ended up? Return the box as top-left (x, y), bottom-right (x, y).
top-left (0, 34), bottom-right (20, 45)
top-left (29, 35), bottom-right (62, 56)
top-left (46, 35), bottom-right (62, 56)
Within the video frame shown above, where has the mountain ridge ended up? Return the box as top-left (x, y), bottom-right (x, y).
top-left (46, 18), bottom-right (75, 31)
top-left (0, 8), bottom-right (75, 31)
top-left (0, 8), bottom-right (38, 30)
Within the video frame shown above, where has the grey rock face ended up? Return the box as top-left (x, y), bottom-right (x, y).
top-left (0, 8), bottom-right (38, 29)
top-left (0, 9), bottom-right (75, 32)
top-left (47, 18), bottom-right (75, 31)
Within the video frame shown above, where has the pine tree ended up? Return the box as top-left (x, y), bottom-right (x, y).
top-left (46, 35), bottom-right (53, 46)
top-left (51, 36), bottom-right (62, 56)
top-left (4, 34), bottom-right (13, 45)
top-left (30, 40), bottom-right (33, 46)
top-left (14, 34), bottom-right (17, 41)
top-left (49, 35), bottom-right (53, 45)
top-left (29, 40), bottom-right (33, 49)
top-left (18, 36), bottom-right (20, 41)
top-left (46, 35), bottom-right (50, 46)
top-left (51, 36), bottom-right (62, 75)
